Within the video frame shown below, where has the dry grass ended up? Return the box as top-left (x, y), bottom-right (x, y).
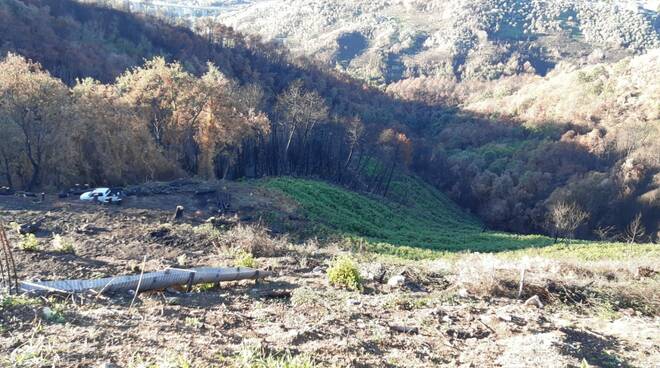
top-left (218, 223), bottom-right (288, 257)
top-left (447, 253), bottom-right (659, 314)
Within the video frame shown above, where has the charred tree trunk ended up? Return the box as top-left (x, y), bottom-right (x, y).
top-left (172, 206), bottom-right (184, 222)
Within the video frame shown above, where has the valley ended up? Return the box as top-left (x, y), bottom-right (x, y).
top-left (0, 1), bottom-right (658, 366)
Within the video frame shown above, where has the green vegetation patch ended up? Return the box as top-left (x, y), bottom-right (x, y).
top-left (265, 176), bottom-right (557, 254)
top-left (266, 176), bottom-right (659, 260)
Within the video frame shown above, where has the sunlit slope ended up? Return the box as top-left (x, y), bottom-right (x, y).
top-left (266, 176), bottom-right (554, 253)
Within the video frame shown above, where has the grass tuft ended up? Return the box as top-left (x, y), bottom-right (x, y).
top-left (19, 234), bottom-right (39, 252)
top-left (234, 344), bottom-right (317, 368)
top-left (235, 251), bottom-right (257, 268)
top-left (52, 234), bottom-right (75, 254)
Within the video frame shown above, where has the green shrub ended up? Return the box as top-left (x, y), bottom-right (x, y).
top-left (327, 256), bottom-right (361, 291)
top-left (52, 235), bottom-right (75, 254)
top-left (19, 234), bottom-right (39, 252)
top-left (235, 251), bottom-right (257, 268)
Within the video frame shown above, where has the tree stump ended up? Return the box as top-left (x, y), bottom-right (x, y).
top-left (172, 205), bottom-right (184, 222)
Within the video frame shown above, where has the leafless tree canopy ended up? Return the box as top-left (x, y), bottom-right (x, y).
top-left (546, 202), bottom-right (590, 241)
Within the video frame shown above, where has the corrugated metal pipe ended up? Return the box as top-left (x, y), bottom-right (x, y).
top-left (19, 267), bottom-right (272, 295)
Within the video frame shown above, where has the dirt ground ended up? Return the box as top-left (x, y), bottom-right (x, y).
top-left (1, 184), bottom-right (658, 367)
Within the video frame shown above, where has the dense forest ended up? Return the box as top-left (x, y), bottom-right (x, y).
top-left (0, 0), bottom-right (657, 241)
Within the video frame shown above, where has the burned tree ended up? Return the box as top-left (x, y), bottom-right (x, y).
top-left (0, 54), bottom-right (70, 190)
top-left (545, 201), bottom-right (590, 242)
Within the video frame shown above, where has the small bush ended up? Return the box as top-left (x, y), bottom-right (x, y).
top-left (327, 256), bottom-right (362, 291)
top-left (235, 251), bottom-right (257, 268)
top-left (184, 317), bottom-right (202, 329)
top-left (8, 222), bottom-right (20, 233)
top-left (19, 234), bottom-right (39, 252)
top-left (42, 300), bottom-right (66, 324)
top-left (52, 235), bottom-right (75, 254)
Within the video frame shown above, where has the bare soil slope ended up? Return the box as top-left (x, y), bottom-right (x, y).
top-left (1, 181), bottom-right (658, 367)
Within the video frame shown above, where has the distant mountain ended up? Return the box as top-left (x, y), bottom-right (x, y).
top-left (210, 0), bottom-right (660, 84)
top-left (84, 1), bottom-right (660, 84)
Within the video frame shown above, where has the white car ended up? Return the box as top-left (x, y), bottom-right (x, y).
top-left (80, 188), bottom-right (122, 204)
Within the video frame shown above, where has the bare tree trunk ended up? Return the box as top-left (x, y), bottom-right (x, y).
top-left (383, 146), bottom-right (400, 197)
top-left (27, 162), bottom-right (40, 191)
top-left (383, 160), bottom-right (397, 197)
top-left (1, 154), bottom-right (12, 188)
top-left (284, 127), bottom-right (296, 159)
top-left (344, 144), bottom-right (355, 171)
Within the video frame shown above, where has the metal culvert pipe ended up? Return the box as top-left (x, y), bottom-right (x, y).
top-left (19, 267), bottom-right (272, 294)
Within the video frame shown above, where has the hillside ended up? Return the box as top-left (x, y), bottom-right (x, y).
top-left (1, 178), bottom-right (658, 366)
top-left (0, 2), bottom-right (658, 366)
top-left (265, 176), bottom-right (659, 259)
top-left (209, 0), bottom-right (660, 84)
top-left (0, 0), bottom-right (658, 241)
top-left (266, 176), bottom-right (552, 256)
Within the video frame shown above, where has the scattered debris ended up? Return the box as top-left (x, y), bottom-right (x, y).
top-left (194, 188), bottom-right (217, 196)
top-left (18, 221), bottom-right (42, 235)
top-left (149, 227), bottom-right (171, 238)
top-left (361, 262), bottom-right (386, 283)
top-left (637, 267), bottom-right (656, 278)
top-left (79, 188), bottom-right (123, 204)
top-left (387, 274), bottom-right (406, 288)
top-left (390, 324), bottom-right (419, 334)
top-left (206, 215), bottom-right (239, 229)
top-left (252, 289), bottom-right (292, 299)
top-left (524, 295), bottom-right (545, 309)
top-left (75, 224), bottom-right (106, 235)
top-left (0, 186), bottom-right (14, 195)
